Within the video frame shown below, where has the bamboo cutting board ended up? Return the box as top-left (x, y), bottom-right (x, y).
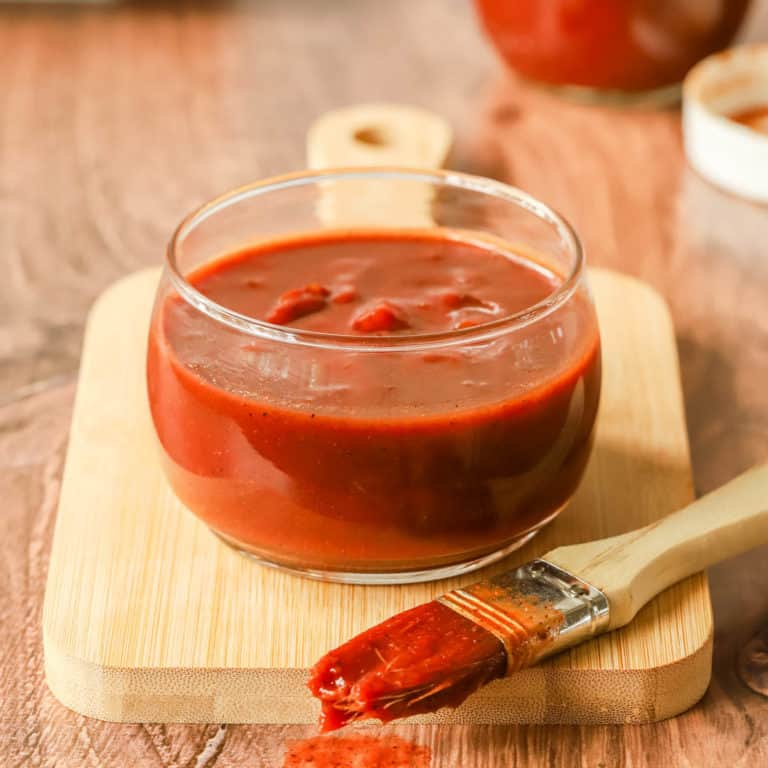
top-left (43, 266), bottom-right (711, 725)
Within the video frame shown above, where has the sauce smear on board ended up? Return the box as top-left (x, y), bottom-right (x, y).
top-left (147, 230), bottom-right (600, 572)
top-left (283, 734), bottom-right (431, 768)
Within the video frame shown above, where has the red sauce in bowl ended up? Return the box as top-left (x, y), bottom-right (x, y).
top-left (474, 0), bottom-right (751, 93)
top-left (729, 104), bottom-right (768, 134)
top-left (147, 230), bottom-right (600, 574)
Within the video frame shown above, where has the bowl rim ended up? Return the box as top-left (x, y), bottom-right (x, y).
top-left (165, 167), bottom-right (586, 352)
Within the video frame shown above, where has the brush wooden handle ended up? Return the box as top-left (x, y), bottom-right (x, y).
top-left (546, 464), bottom-right (768, 630)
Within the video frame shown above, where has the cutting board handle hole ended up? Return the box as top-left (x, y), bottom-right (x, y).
top-left (353, 125), bottom-right (391, 147)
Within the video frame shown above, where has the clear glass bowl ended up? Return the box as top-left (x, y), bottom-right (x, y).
top-left (146, 169), bottom-right (601, 583)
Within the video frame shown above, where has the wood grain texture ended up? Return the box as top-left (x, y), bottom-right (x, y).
top-left (43, 266), bottom-right (710, 725)
top-left (2, 0), bottom-right (768, 765)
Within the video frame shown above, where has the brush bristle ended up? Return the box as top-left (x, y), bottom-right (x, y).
top-left (308, 600), bottom-right (507, 731)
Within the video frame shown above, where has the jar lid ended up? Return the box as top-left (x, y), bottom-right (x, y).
top-left (683, 44), bottom-right (768, 203)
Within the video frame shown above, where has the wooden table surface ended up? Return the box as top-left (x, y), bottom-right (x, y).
top-left (2, 1), bottom-right (767, 765)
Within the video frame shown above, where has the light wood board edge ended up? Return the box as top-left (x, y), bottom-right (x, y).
top-left (43, 622), bottom-right (712, 724)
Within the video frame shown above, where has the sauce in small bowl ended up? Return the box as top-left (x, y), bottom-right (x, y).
top-left (147, 170), bottom-right (601, 583)
top-left (729, 104), bottom-right (768, 134)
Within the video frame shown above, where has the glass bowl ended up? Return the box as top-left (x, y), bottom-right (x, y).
top-left (474, 0), bottom-right (752, 106)
top-left (146, 169), bottom-right (601, 583)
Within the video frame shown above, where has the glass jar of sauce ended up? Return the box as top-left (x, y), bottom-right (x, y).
top-left (147, 170), bottom-right (601, 583)
top-left (474, 0), bottom-right (752, 104)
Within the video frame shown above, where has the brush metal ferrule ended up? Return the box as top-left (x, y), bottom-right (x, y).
top-left (437, 559), bottom-right (610, 674)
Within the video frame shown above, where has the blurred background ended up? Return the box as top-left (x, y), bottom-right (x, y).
top-left (1, 0), bottom-right (767, 490)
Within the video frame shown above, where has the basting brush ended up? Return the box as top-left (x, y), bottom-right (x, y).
top-left (309, 465), bottom-right (768, 730)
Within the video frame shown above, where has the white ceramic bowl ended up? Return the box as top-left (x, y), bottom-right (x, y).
top-left (683, 44), bottom-right (768, 204)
